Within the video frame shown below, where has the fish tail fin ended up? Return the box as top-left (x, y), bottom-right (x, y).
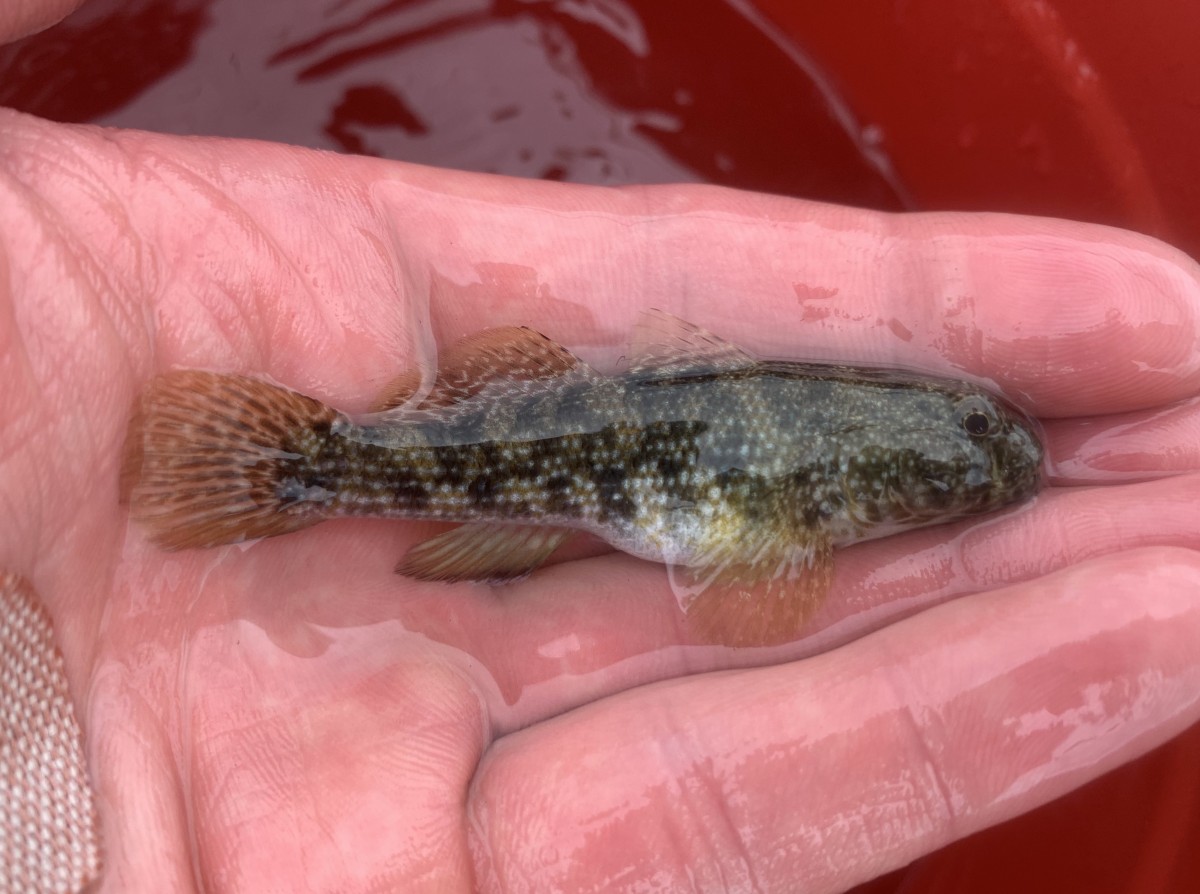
top-left (121, 370), bottom-right (340, 550)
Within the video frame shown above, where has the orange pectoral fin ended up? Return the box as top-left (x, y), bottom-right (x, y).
top-left (676, 533), bottom-right (834, 648)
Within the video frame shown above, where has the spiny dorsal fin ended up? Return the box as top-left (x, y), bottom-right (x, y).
top-left (627, 309), bottom-right (756, 375)
top-left (397, 523), bottom-right (574, 583)
top-left (674, 529), bottom-right (834, 648)
top-left (371, 326), bottom-right (590, 412)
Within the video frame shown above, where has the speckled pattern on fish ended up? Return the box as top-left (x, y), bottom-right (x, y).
top-left (122, 313), bottom-right (1043, 646)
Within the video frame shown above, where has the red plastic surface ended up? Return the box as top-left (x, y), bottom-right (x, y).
top-left (0, 0), bottom-right (904, 207)
top-left (755, 0), bottom-right (1200, 256)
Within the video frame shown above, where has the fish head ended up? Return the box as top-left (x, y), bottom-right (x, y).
top-left (830, 379), bottom-right (1044, 533)
top-left (955, 389), bottom-right (1045, 511)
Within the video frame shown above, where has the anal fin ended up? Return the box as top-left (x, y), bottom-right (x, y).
top-left (397, 523), bottom-right (573, 583)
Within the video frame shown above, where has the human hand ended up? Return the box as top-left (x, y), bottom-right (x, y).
top-left (0, 0), bottom-right (83, 44)
top-left (3, 94), bottom-right (1200, 894)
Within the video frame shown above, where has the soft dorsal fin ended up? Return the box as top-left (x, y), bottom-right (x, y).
top-left (397, 522), bottom-right (573, 583)
top-left (371, 326), bottom-right (590, 412)
top-left (627, 309), bottom-right (756, 375)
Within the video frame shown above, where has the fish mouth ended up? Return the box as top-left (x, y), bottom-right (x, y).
top-left (992, 423), bottom-right (1045, 503)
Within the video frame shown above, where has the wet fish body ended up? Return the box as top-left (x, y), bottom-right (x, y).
top-left (124, 314), bottom-right (1043, 646)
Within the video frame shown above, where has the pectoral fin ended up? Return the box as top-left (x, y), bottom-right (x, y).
top-left (397, 523), bottom-right (573, 583)
top-left (675, 531), bottom-right (834, 648)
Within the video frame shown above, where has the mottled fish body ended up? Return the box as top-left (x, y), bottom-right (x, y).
top-left (123, 314), bottom-right (1043, 646)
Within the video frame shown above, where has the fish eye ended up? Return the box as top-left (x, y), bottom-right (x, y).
top-left (963, 411), bottom-right (992, 436)
top-left (956, 398), bottom-right (998, 437)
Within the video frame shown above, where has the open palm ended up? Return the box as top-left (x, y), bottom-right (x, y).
top-left (4, 107), bottom-right (1200, 893)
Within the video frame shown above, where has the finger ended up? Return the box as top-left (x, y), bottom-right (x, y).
top-left (466, 547), bottom-right (1200, 894)
top-left (0, 0), bottom-right (82, 43)
top-left (4, 112), bottom-right (1197, 425)
top-left (367, 177), bottom-right (1200, 417)
top-left (1045, 396), bottom-right (1200, 483)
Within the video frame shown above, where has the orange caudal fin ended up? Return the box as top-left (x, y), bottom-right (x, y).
top-left (121, 371), bottom-right (339, 550)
